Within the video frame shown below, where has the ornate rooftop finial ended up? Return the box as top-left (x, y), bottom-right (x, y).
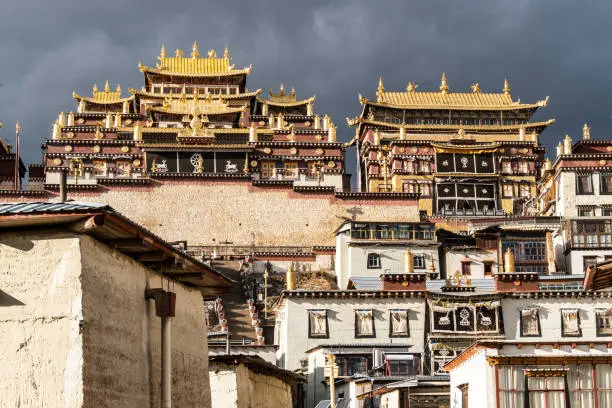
top-left (224, 46), bottom-right (230, 59)
top-left (471, 82), bottom-right (481, 93)
top-left (291, 87), bottom-right (296, 96)
top-left (440, 73), bottom-right (449, 94)
top-left (104, 81), bottom-right (110, 92)
top-left (376, 77), bottom-right (385, 102)
top-left (192, 41), bottom-right (200, 58)
top-left (93, 83), bottom-right (98, 93)
top-left (406, 82), bottom-right (418, 93)
top-left (207, 49), bottom-right (217, 58)
top-left (15, 121), bottom-right (20, 135)
top-left (160, 44), bottom-right (166, 59)
top-left (175, 49), bottom-right (183, 58)
top-left (503, 78), bottom-right (511, 96)
top-left (279, 83), bottom-right (285, 95)
top-left (583, 123), bottom-right (591, 140)
top-left (116, 84), bottom-right (121, 93)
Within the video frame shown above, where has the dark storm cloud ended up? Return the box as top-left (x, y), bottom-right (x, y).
top-left (1, 0), bottom-right (610, 167)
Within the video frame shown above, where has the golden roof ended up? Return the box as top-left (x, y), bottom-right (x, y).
top-left (150, 91), bottom-right (247, 115)
top-left (129, 88), bottom-right (262, 100)
top-left (73, 81), bottom-right (134, 104)
top-left (258, 84), bottom-right (315, 107)
top-left (347, 116), bottom-right (555, 131)
top-left (364, 76), bottom-right (548, 110)
top-left (139, 43), bottom-right (252, 77)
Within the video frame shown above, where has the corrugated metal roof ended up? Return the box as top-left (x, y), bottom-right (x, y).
top-left (0, 202), bottom-right (107, 214)
top-left (314, 399), bottom-right (350, 408)
top-left (539, 274), bottom-right (583, 281)
top-left (349, 277), bottom-right (382, 290)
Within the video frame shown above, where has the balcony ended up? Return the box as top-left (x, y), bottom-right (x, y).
top-left (350, 223), bottom-right (435, 241)
top-left (568, 219), bottom-right (612, 249)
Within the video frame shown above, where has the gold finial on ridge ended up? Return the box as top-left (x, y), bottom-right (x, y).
top-left (207, 49), bottom-right (217, 58)
top-left (116, 84), bottom-right (121, 93)
top-left (175, 49), bottom-right (183, 58)
top-left (291, 87), bottom-right (296, 96)
top-left (160, 44), bottom-right (166, 59)
top-left (440, 73), bottom-right (449, 94)
top-left (192, 41), bottom-right (200, 58)
top-left (104, 81), bottom-right (110, 92)
top-left (224, 46), bottom-right (230, 59)
top-left (279, 83), bottom-right (285, 95)
top-left (503, 78), bottom-right (511, 95)
top-left (16, 121), bottom-right (20, 135)
top-left (93, 83), bottom-right (98, 93)
top-left (471, 82), bottom-right (481, 93)
top-left (376, 77), bottom-right (385, 102)
top-left (406, 82), bottom-right (417, 92)
top-left (583, 123), bottom-right (591, 140)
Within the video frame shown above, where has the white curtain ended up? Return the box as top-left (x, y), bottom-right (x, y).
top-left (562, 309), bottom-right (580, 336)
top-left (568, 365), bottom-right (594, 408)
top-left (356, 310), bottom-right (373, 335)
top-left (527, 377), bottom-right (565, 408)
top-left (498, 366), bottom-right (524, 408)
top-left (521, 309), bottom-right (539, 335)
top-left (309, 311), bottom-right (327, 335)
top-left (391, 310), bottom-right (408, 335)
top-left (597, 364), bottom-right (612, 407)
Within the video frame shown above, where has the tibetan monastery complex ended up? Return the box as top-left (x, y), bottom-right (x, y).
top-left (2, 43), bottom-right (612, 408)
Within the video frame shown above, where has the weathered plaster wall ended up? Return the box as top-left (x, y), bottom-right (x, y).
top-left (448, 351), bottom-right (495, 408)
top-left (79, 235), bottom-right (211, 408)
top-left (565, 249), bottom-right (612, 275)
top-left (0, 230), bottom-right (84, 407)
top-left (208, 366), bottom-right (238, 408)
top-left (557, 172), bottom-right (611, 217)
top-left (62, 180), bottom-right (419, 246)
top-left (445, 249), bottom-right (498, 279)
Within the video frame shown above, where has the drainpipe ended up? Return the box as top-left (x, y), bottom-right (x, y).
top-left (145, 288), bottom-right (176, 408)
top-left (59, 169), bottom-right (67, 203)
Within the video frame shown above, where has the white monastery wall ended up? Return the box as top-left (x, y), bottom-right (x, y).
top-left (208, 366), bottom-right (238, 408)
top-left (448, 350), bottom-right (495, 408)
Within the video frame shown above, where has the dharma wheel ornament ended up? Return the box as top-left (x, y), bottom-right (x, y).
top-left (250, 160), bottom-right (258, 167)
top-left (64, 145), bottom-right (73, 152)
top-left (328, 161), bottom-right (336, 168)
top-left (53, 158), bottom-right (62, 166)
top-left (93, 145), bottom-right (101, 153)
top-left (121, 146), bottom-right (130, 153)
top-left (133, 159), bottom-right (141, 167)
top-left (263, 147), bottom-right (271, 154)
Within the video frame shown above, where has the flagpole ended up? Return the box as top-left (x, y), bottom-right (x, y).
top-left (14, 121), bottom-right (20, 190)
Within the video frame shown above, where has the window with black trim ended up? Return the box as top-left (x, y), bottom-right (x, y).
top-left (561, 309), bottom-right (581, 337)
top-left (577, 174), bottom-right (594, 195)
top-left (367, 253), bottom-right (381, 269)
top-left (355, 309), bottom-right (375, 338)
top-left (390, 310), bottom-right (409, 337)
top-left (583, 256), bottom-right (598, 272)
top-left (578, 206), bottom-right (595, 217)
top-left (596, 309), bottom-right (612, 336)
top-left (461, 261), bottom-right (471, 275)
top-left (519, 183), bottom-right (530, 198)
top-left (503, 183), bottom-right (514, 198)
top-left (520, 308), bottom-right (541, 337)
top-left (601, 174), bottom-right (612, 195)
top-left (484, 261), bottom-right (494, 276)
top-left (307, 309), bottom-right (328, 338)
top-left (604, 208), bottom-right (612, 217)
top-left (413, 254), bottom-right (425, 269)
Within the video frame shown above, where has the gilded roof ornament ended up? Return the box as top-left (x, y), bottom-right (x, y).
top-left (159, 45), bottom-right (167, 59)
top-left (207, 49), bottom-right (217, 58)
top-left (93, 83), bottom-right (98, 93)
top-left (406, 82), bottom-right (418, 93)
top-left (583, 123), bottom-right (591, 140)
top-left (440, 73), bottom-right (449, 94)
top-left (376, 77), bottom-right (385, 102)
top-left (503, 78), bottom-right (511, 96)
top-left (175, 49), bottom-right (183, 57)
top-left (104, 80), bottom-right (110, 92)
top-left (192, 41), bottom-right (200, 58)
top-left (471, 82), bottom-right (481, 93)
top-left (224, 46), bottom-right (230, 60)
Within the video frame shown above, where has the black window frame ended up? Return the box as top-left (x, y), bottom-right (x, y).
top-left (307, 309), bottom-right (329, 339)
top-left (354, 309), bottom-right (376, 338)
top-left (367, 253), bottom-right (381, 269)
top-left (389, 309), bottom-right (410, 338)
top-left (601, 174), bottom-right (612, 195)
top-left (560, 308), bottom-right (582, 338)
top-left (520, 308), bottom-right (542, 337)
top-left (576, 174), bottom-right (594, 195)
top-left (596, 310), bottom-right (612, 337)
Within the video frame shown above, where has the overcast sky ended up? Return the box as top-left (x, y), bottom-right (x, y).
top-left (1, 0), bottom-right (610, 168)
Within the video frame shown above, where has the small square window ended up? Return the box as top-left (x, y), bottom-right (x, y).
top-left (461, 261), bottom-right (471, 275)
top-left (561, 309), bottom-right (581, 337)
top-left (390, 310), bottom-right (409, 337)
top-left (413, 254), bottom-right (426, 269)
top-left (596, 310), bottom-right (612, 336)
top-left (355, 310), bottom-right (375, 338)
top-left (577, 174), bottom-right (594, 195)
top-left (521, 308), bottom-right (541, 337)
top-left (503, 183), bottom-right (514, 198)
top-left (484, 261), bottom-right (494, 276)
top-left (367, 253), bottom-right (381, 269)
top-left (601, 174), bottom-right (612, 194)
top-left (578, 207), bottom-right (595, 217)
top-left (308, 310), bottom-right (328, 338)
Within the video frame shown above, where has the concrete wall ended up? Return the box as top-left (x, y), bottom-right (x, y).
top-left (565, 249), bottom-right (612, 275)
top-left (557, 172), bottom-right (612, 217)
top-left (0, 231), bottom-right (84, 407)
top-left (79, 235), bottom-right (212, 408)
top-left (209, 366), bottom-right (238, 408)
top-left (501, 296), bottom-right (612, 341)
top-left (276, 297), bottom-right (426, 371)
top-left (380, 389), bottom-right (400, 408)
top-left (448, 350), bottom-right (495, 408)
top-left (0, 229), bottom-right (212, 408)
top-left (336, 242), bottom-right (439, 289)
top-left (445, 249), bottom-right (498, 279)
top-left (59, 180), bottom-right (419, 246)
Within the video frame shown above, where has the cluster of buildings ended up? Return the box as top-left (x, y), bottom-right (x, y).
top-left (1, 44), bottom-right (612, 408)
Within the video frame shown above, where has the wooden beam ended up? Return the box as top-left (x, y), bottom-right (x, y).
top-left (67, 215), bottom-right (105, 233)
top-left (103, 238), bottom-right (144, 248)
top-left (133, 251), bottom-right (167, 262)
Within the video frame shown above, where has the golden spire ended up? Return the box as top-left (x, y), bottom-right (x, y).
top-left (471, 82), bottom-right (481, 93)
top-left (440, 73), bottom-right (449, 94)
top-left (406, 82), bottom-right (417, 93)
top-left (503, 78), bottom-right (511, 95)
top-left (376, 77), bottom-right (385, 102)
top-left (583, 123), bottom-right (591, 140)
top-left (93, 83), bottom-right (98, 93)
top-left (104, 80), bottom-right (110, 92)
top-left (279, 83), bottom-right (285, 95)
top-left (191, 41), bottom-right (200, 58)
top-left (175, 49), bottom-right (183, 57)
top-left (291, 87), bottom-right (296, 96)
top-left (15, 121), bottom-right (20, 135)
top-left (116, 84), bottom-right (121, 93)
top-left (224, 46), bottom-right (230, 59)
top-left (160, 44), bottom-right (167, 59)
top-left (207, 49), bottom-right (217, 58)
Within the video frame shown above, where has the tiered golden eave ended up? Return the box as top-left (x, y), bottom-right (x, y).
top-left (73, 81), bottom-right (134, 105)
top-left (129, 88), bottom-right (262, 100)
top-left (138, 43), bottom-right (252, 78)
top-left (256, 96), bottom-right (316, 108)
top-left (347, 116), bottom-right (555, 130)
